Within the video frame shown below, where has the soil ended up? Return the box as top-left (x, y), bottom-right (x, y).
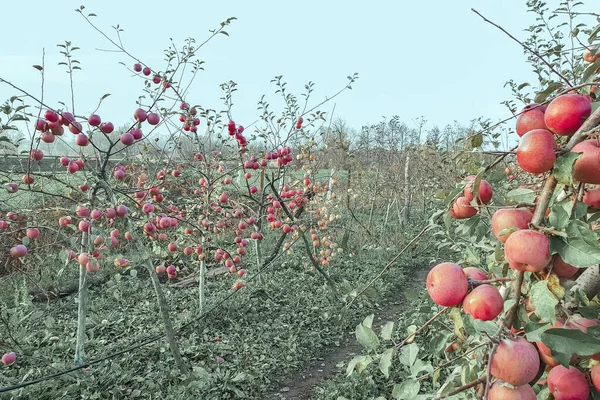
top-left (265, 266), bottom-right (430, 400)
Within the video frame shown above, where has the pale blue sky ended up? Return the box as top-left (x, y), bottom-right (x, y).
top-left (0, 1), bottom-right (593, 138)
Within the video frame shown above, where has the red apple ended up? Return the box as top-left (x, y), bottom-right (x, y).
top-left (156, 265), bottom-right (166, 274)
top-left (547, 365), bottom-right (589, 400)
top-left (100, 122), bottom-right (114, 134)
top-left (30, 149), bottom-right (44, 161)
top-left (545, 94), bottom-right (591, 136)
top-left (452, 196), bottom-right (477, 219)
top-left (504, 229), bottom-right (551, 272)
top-left (463, 176), bottom-right (493, 204)
top-left (88, 114), bottom-right (101, 126)
top-left (22, 174), bottom-right (34, 184)
top-left (426, 262), bottom-right (469, 307)
top-left (134, 108), bottom-right (147, 122)
top-left (583, 187), bottom-right (600, 210)
top-left (516, 104), bottom-right (548, 137)
top-left (571, 140), bottom-right (600, 184)
top-left (115, 205), bottom-right (128, 217)
top-left (463, 267), bottom-right (488, 281)
top-left (463, 284), bottom-right (503, 321)
top-left (9, 245), bottom-right (27, 258)
top-left (550, 254), bottom-right (579, 279)
top-left (488, 381), bottom-right (536, 400)
top-left (76, 134), bottom-right (89, 146)
top-left (1, 352), bottom-right (16, 365)
top-left (516, 129), bottom-right (556, 174)
top-left (26, 228), bottom-right (40, 239)
top-left (491, 209), bottom-right (533, 243)
top-left (120, 132), bottom-right (135, 146)
top-left (591, 363), bottom-right (600, 392)
top-left (147, 112), bottom-right (160, 125)
top-left (490, 337), bottom-right (540, 386)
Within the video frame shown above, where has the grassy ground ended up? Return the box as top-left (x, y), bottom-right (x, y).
top-left (0, 226), bottom-right (433, 399)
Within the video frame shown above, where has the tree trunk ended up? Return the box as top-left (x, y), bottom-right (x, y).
top-left (346, 168), bottom-right (351, 208)
top-left (403, 153), bottom-right (411, 225)
top-left (327, 168), bottom-right (336, 200)
top-left (73, 227), bottom-right (90, 366)
top-left (198, 239), bottom-right (206, 313)
top-left (135, 238), bottom-right (188, 375)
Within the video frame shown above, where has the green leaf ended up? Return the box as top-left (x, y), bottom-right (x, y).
top-left (549, 204), bottom-right (570, 229)
top-left (399, 343), bottom-right (419, 368)
top-left (356, 321), bottom-right (380, 351)
top-left (498, 227), bottom-right (519, 237)
top-left (449, 307), bottom-right (466, 341)
top-left (590, 23), bottom-right (600, 42)
top-left (362, 314), bottom-right (374, 329)
top-left (470, 133), bottom-right (483, 148)
top-left (380, 321), bottom-right (394, 341)
top-left (574, 201), bottom-right (588, 220)
top-left (392, 379), bottom-right (420, 399)
top-left (231, 372), bottom-right (246, 382)
top-left (464, 246), bottom-right (480, 266)
top-left (471, 318), bottom-right (501, 336)
top-left (355, 355), bottom-right (373, 375)
top-left (346, 355), bottom-right (373, 376)
top-left (524, 322), bottom-right (551, 342)
top-left (582, 58), bottom-right (600, 83)
top-left (534, 82), bottom-right (563, 103)
top-left (541, 327), bottom-right (600, 367)
top-left (531, 280), bottom-right (558, 324)
top-left (411, 359), bottom-right (433, 378)
top-left (506, 188), bottom-right (536, 204)
top-left (379, 348), bottom-right (394, 378)
top-left (554, 152), bottom-right (582, 185)
top-left (550, 220), bottom-right (600, 267)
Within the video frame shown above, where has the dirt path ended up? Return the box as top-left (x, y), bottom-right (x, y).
top-left (266, 266), bottom-right (430, 400)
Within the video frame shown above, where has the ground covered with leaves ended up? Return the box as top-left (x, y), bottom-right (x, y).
top-left (0, 237), bottom-right (433, 399)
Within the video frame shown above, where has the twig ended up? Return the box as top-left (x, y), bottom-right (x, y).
top-left (345, 225), bottom-right (431, 308)
top-left (434, 375), bottom-right (488, 400)
top-left (417, 342), bottom-right (489, 381)
top-left (470, 277), bottom-right (513, 288)
top-left (484, 343), bottom-right (499, 398)
top-left (395, 307), bottom-right (448, 348)
top-left (472, 9), bottom-right (573, 87)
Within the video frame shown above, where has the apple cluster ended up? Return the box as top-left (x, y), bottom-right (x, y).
top-left (450, 175), bottom-right (493, 219)
top-left (516, 94), bottom-right (600, 183)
